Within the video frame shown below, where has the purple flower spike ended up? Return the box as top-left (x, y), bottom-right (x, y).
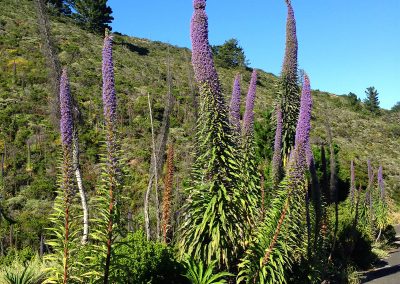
top-left (190, 0), bottom-right (221, 97)
top-left (294, 74), bottom-right (312, 149)
top-left (287, 140), bottom-right (307, 183)
top-left (60, 68), bottom-right (73, 148)
top-left (102, 35), bottom-right (117, 123)
top-left (242, 70), bottom-right (258, 136)
top-left (305, 141), bottom-right (313, 167)
top-left (194, 0), bottom-right (206, 9)
top-left (272, 104), bottom-right (283, 184)
top-left (282, 0), bottom-right (298, 81)
top-left (229, 74), bottom-right (241, 133)
top-left (378, 165), bottom-right (384, 200)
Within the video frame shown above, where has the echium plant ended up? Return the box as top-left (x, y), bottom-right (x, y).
top-left (358, 160), bottom-right (374, 239)
top-left (280, 0), bottom-right (300, 157)
top-left (300, 75), bottom-right (322, 254)
top-left (238, 75), bottom-right (312, 283)
top-left (46, 69), bottom-right (80, 284)
top-left (178, 0), bottom-right (251, 271)
top-left (87, 34), bottom-right (122, 284)
top-left (366, 160), bottom-right (374, 219)
top-left (242, 69), bottom-right (261, 210)
top-left (271, 104), bottom-right (283, 187)
top-left (238, 144), bottom-right (308, 284)
top-left (294, 74), bottom-right (317, 259)
top-left (229, 73), bottom-right (241, 134)
top-left (242, 70), bottom-right (258, 138)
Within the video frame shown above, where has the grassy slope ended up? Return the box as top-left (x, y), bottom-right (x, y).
top-left (0, 0), bottom-right (399, 247)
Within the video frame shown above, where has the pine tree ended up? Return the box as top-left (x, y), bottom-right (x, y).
top-left (212, 38), bottom-right (247, 68)
top-left (391, 101), bottom-right (400, 112)
top-left (73, 0), bottom-right (113, 33)
top-left (45, 0), bottom-right (72, 15)
top-left (364, 86), bottom-right (380, 113)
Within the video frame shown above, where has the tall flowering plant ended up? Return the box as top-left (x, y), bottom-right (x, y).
top-left (242, 70), bottom-right (258, 138)
top-left (241, 70), bottom-right (261, 210)
top-left (229, 74), bottom-right (241, 134)
top-left (271, 104), bottom-right (283, 187)
top-left (178, 0), bottom-right (252, 271)
top-left (280, 0), bottom-right (300, 157)
top-left (238, 74), bottom-right (312, 283)
top-left (86, 34), bottom-right (123, 284)
top-left (46, 69), bottom-right (80, 284)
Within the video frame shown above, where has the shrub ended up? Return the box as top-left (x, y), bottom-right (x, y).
top-left (0, 255), bottom-right (46, 284)
top-left (0, 247), bottom-right (36, 267)
top-left (183, 258), bottom-right (233, 284)
top-left (109, 230), bottom-right (186, 284)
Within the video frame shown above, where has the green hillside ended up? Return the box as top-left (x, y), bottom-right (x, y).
top-left (0, 0), bottom-right (399, 254)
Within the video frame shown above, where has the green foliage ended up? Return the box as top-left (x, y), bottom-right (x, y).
top-left (0, 255), bottom-right (47, 284)
top-left (44, 147), bottom-right (81, 283)
top-left (241, 134), bottom-right (261, 214)
top-left (391, 101), bottom-right (400, 112)
top-left (44, 190), bottom-right (81, 283)
top-left (238, 185), bottom-right (291, 284)
top-left (238, 148), bottom-right (308, 284)
top-left (212, 39), bottom-right (247, 68)
top-left (45, 0), bottom-right (72, 15)
top-left (183, 258), bottom-right (233, 284)
top-left (254, 109), bottom-right (275, 164)
top-left (324, 198), bottom-right (379, 282)
top-left (83, 148), bottom-right (124, 282)
top-left (72, 0), bottom-right (113, 33)
top-left (345, 92), bottom-right (361, 111)
top-left (0, 2), bottom-right (398, 283)
top-left (109, 230), bottom-right (186, 284)
top-left (178, 84), bottom-right (252, 270)
top-left (0, 247), bottom-right (36, 267)
top-left (364, 86), bottom-right (380, 113)
top-left (279, 75), bottom-right (300, 156)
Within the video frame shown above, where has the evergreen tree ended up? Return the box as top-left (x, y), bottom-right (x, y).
top-left (45, 0), bottom-right (72, 15)
top-left (347, 92), bottom-right (361, 107)
top-left (364, 86), bottom-right (380, 113)
top-left (73, 0), bottom-right (113, 33)
top-left (212, 38), bottom-right (247, 68)
top-left (391, 101), bottom-right (400, 112)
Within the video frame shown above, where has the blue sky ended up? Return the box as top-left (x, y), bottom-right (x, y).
top-left (109, 0), bottom-right (399, 109)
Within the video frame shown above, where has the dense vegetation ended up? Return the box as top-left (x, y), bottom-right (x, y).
top-left (0, 0), bottom-right (399, 283)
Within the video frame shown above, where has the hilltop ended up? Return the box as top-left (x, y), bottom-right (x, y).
top-left (0, 0), bottom-right (399, 250)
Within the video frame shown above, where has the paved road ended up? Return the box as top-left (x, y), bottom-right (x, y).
top-left (362, 225), bottom-right (400, 284)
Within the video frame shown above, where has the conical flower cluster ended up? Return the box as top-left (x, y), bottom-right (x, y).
top-left (243, 70), bottom-right (258, 136)
top-left (272, 105), bottom-right (283, 186)
top-left (191, 0), bottom-right (222, 99)
top-left (294, 74), bottom-right (312, 150)
top-left (102, 35), bottom-right (117, 124)
top-left (229, 74), bottom-right (241, 134)
top-left (60, 69), bottom-right (73, 148)
top-left (282, 0), bottom-right (298, 82)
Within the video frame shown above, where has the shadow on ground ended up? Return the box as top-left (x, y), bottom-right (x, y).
top-left (361, 264), bottom-right (400, 283)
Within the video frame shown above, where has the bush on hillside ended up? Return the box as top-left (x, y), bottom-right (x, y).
top-left (109, 230), bottom-right (187, 284)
